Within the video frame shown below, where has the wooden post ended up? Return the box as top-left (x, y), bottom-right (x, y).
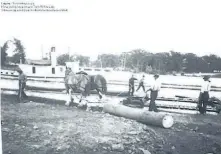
top-left (103, 103), bottom-right (174, 128)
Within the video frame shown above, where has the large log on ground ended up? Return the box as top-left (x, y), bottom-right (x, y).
top-left (103, 103), bottom-right (174, 128)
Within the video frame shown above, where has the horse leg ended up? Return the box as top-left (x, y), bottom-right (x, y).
top-left (65, 88), bottom-right (73, 106)
top-left (96, 88), bottom-right (103, 99)
top-left (65, 93), bottom-right (70, 106)
top-left (78, 92), bottom-right (87, 107)
top-left (79, 94), bottom-right (83, 103)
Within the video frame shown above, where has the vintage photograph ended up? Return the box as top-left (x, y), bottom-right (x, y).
top-left (1, 0), bottom-right (221, 154)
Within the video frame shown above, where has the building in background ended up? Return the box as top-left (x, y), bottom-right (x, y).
top-left (17, 47), bottom-right (79, 78)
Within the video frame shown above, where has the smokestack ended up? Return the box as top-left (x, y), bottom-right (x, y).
top-left (51, 47), bottom-right (57, 66)
top-left (51, 47), bottom-right (55, 52)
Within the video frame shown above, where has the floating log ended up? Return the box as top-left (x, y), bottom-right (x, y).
top-left (103, 103), bottom-right (174, 128)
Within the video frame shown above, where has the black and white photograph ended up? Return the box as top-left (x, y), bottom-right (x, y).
top-left (1, 0), bottom-right (221, 154)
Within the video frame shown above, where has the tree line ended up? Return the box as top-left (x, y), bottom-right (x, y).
top-left (1, 39), bottom-right (221, 73)
top-left (56, 49), bottom-right (221, 74)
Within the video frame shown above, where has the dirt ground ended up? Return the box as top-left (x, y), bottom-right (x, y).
top-left (1, 94), bottom-right (221, 154)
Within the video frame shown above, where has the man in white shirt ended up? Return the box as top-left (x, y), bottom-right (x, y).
top-left (146, 74), bottom-right (161, 112)
top-left (198, 75), bottom-right (211, 114)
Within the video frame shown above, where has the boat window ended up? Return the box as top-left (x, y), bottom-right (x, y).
top-left (6, 72), bottom-right (8, 74)
top-left (60, 67), bottom-right (63, 72)
top-left (32, 67), bottom-right (36, 74)
top-left (11, 72), bottom-right (14, 75)
top-left (104, 69), bottom-right (110, 72)
top-left (94, 69), bottom-right (101, 71)
top-left (84, 68), bottom-right (92, 71)
top-left (52, 67), bottom-right (55, 74)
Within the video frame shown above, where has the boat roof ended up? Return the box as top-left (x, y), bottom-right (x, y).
top-left (26, 59), bottom-right (51, 66)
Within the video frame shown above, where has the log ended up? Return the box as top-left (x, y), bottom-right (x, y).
top-left (103, 103), bottom-right (174, 128)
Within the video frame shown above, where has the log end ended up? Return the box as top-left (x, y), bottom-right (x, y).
top-left (162, 115), bottom-right (174, 128)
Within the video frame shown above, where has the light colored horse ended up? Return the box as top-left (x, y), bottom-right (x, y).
top-left (64, 72), bottom-right (107, 106)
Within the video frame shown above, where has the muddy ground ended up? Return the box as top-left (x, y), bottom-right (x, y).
top-left (1, 94), bottom-right (221, 154)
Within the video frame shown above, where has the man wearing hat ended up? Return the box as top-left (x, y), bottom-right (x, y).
top-left (17, 69), bottom-right (28, 101)
top-left (128, 74), bottom-right (138, 96)
top-left (198, 75), bottom-right (211, 114)
top-left (146, 74), bottom-right (161, 112)
top-left (136, 75), bottom-right (146, 92)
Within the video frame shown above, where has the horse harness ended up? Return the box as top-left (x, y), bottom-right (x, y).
top-left (90, 76), bottom-right (95, 84)
top-left (71, 74), bottom-right (90, 91)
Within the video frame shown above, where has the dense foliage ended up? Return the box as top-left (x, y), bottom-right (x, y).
top-left (11, 38), bottom-right (26, 64)
top-left (57, 54), bottom-right (90, 67)
top-left (93, 49), bottom-right (221, 73)
top-left (1, 42), bottom-right (8, 66)
top-left (2, 38), bottom-right (221, 73)
top-left (1, 38), bottom-right (26, 65)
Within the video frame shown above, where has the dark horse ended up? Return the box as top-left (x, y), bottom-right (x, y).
top-left (64, 71), bottom-right (107, 106)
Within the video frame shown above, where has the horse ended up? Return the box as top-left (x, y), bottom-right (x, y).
top-left (64, 71), bottom-right (107, 106)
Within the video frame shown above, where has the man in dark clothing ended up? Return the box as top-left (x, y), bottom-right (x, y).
top-left (136, 75), bottom-right (145, 92)
top-left (128, 74), bottom-right (137, 96)
top-left (17, 69), bottom-right (28, 101)
top-left (198, 75), bottom-right (211, 114)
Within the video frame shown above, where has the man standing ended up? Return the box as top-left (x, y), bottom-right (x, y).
top-left (17, 69), bottom-right (28, 101)
top-left (146, 74), bottom-right (161, 112)
top-left (128, 74), bottom-right (137, 96)
top-left (198, 76), bottom-right (211, 114)
top-left (136, 75), bottom-right (145, 92)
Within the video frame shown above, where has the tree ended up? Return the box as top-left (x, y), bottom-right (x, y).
top-left (201, 54), bottom-right (221, 73)
top-left (153, 52), bottom-right (170, 73)
top-left (98, 54), bottom-right (120, 68)
top-left (57, 54), bottom-right (71, 65)
top-left (11, 38), bottom-right (26, 64)
top-left (125, 49), bottom-right (149, 72)
top-left (165, 51), bottom-right (184, 72)
top-left (57, 54), bottom-right (90, 66)
top-left (1, 41), bottom-right (9, 66)
top-left (182, 53), bottom-right (198, 72)
top-left (75, 55), bottom-right (90, 67)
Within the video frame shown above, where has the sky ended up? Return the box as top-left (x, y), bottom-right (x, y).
top-left (1, 0), bottom-right (221, 61)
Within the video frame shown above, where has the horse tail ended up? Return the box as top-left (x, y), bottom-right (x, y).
top-left (100, 75), bottom-right (107, 94)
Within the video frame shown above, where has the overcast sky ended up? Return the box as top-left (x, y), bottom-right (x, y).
top-left (1, 0), bottom-right (221, 61)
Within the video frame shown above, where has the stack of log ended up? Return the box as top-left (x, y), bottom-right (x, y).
top-left (122, 95), bottom-right (221, 114)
